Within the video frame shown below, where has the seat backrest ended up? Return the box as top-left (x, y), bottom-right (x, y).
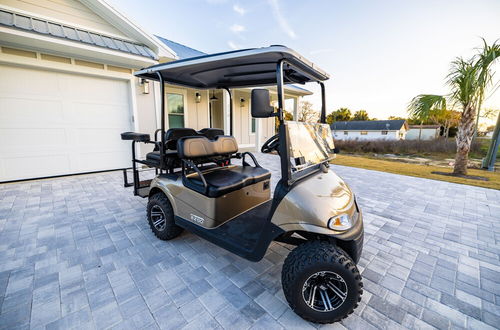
top-left (177, 136), bottom-right (238, 159)
top-left (164, 128), bottom-right (197, 150)
top-left (198, 128), bottom-right (225, 140)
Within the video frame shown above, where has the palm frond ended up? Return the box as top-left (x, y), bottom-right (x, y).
top-left (446, 57), bottom-right (479, 108)
top-left (407, 94), bottom-right (447, 120)
top-left (475, 38), bottom-right (500, 103)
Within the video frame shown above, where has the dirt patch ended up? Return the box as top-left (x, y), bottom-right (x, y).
top-left (431, 171), bottom-right (490, 181)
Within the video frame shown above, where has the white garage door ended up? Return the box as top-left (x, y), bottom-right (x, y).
top-left (0, 65), bottom-right (132, 182)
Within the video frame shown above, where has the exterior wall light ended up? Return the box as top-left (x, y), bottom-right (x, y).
top-left (140, 78), bottom-right (150, 94)
top-left (240, 97), bottom-right (245, 107)
top-left (195, 92), bottom-right (201, 103)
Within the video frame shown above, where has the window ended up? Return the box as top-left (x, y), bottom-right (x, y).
top-left (381, 130), bottom-right (388, 135)
top-left (344, 131), bottom-right (348, 135)
top-left (360, 131), bottom-right (368, 135)
top-left (251, 118), bottom-right (256, 133)
top-left (167, 93), bottom-right (184, 128)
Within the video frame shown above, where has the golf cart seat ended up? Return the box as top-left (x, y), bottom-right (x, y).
top-left (178, 136), bottom-right (271, 197)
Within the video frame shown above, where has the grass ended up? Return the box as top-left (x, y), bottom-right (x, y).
top-left (332, 154), bottom-right (500, 190)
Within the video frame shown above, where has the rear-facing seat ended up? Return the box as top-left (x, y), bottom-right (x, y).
top-left (178, 136), bottom-right (271, 197)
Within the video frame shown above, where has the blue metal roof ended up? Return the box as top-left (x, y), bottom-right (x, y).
top-left (156, 36), bottom-right (206, 59)
top-left (0, 9), bottom-right (156, 59)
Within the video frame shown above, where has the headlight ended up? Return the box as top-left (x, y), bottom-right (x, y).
top-left (328, 213), bottom-right (355, 231)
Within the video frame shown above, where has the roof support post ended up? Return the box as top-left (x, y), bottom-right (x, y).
top-left (276, 60), bottom-right (290, 185)
top-left (319, 82), bottom-right (326, 123)
top-left (157, 72), bottom-right (165, 172)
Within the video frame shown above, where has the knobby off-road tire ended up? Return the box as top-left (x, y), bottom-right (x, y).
top-left (282, 240), bottom-right (363, 324)
top-left (147, 193), bottom-right (183, 240)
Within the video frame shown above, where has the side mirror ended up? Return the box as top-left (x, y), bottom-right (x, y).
top-left (251, 89), bottom-right (274, 118)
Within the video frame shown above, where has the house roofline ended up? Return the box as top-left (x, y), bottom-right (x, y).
top-left (80, 0), bottom-right (177, 60)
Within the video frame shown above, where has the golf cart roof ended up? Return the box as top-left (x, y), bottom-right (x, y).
top-left (134, 45), bottom-right (329, 89)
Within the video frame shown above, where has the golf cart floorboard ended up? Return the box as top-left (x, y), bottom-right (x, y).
top-left (175, 200), bottom-right (282, 261)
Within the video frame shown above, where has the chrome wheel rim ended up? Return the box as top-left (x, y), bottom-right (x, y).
top-left (302, 271), bottom-right (348, 312)
top-left (150, 205), bottom-right (166, 231)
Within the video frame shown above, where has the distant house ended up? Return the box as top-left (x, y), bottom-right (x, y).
top-left (406, 125), bottom-right (441, 140)
top-left (331, 120), bottom-right (408, 140)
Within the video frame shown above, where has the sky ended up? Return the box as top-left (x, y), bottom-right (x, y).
top-left (107, 0), bottom-right (500, 121)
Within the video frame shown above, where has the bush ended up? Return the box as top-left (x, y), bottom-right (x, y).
top-left (334, 138), bottom-right (483, 156)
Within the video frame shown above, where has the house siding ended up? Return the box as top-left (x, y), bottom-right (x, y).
top-left (333, 129), bottom-right (406, 140)
top-left (1, 0), bottom-right (129, 38)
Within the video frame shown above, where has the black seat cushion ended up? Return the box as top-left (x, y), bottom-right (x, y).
top-left (145, 150), bottom-right (179, 167)
top-left (184, 165), bottom-right (271, 197)
top-left (164, 128), bottom-right (198, 150)
top-left (198, 128), bottom-right (224, 139)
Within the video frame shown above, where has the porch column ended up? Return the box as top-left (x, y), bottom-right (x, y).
top-left (293, 96), bottom-right (299, 120)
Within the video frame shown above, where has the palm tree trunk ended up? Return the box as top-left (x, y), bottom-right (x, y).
top-left (453, 106), bottom-right (476, 175)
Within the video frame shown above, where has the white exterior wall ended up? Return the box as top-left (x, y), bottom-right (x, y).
top-left (406, 128), bottom-right (440, 140)
top-left (332, 130), bottom-right (405, 141)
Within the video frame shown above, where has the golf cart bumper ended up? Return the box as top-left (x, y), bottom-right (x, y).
top-left (330, 209), bottom-right (364, 263)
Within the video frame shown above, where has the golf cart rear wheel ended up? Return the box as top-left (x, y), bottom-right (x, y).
top-left (282, 241), bottom-right (363, 324)
top-left (147, 193), bottom-right (183, 240)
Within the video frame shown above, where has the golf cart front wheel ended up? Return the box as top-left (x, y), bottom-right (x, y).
top-left (147, 192), bottom-right (183, 240)
top-left (282, 241), bottom-right (363, 324)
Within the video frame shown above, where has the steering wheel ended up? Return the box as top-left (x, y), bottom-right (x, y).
top-left (261, 134), bottom-right (280, 154)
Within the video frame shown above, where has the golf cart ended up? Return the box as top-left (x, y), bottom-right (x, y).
top-left (121, 46), bottom-right (364, 323)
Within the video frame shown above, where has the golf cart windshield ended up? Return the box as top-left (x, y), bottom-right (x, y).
top-left (286, 122), bottom-right (336, 171)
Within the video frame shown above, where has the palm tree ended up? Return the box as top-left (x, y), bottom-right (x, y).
top-left (408, 39), bottom-right (500, 175)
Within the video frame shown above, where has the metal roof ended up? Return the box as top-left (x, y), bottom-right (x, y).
top-left (134, 45), bottom-right (329, 89)
top-left (156, 36), bottom-right (206, 59)
top-left (0, 9), bottom-right (157, 59)
top-left (331, 120), bottom-right (407, 131)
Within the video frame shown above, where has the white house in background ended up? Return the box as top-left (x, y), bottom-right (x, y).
top-left (0, 0), bottom-right (309, 182)
top-left (331, 120), bottom-right (408, 140)
top-left (406, 125), bottom-right (441, 140)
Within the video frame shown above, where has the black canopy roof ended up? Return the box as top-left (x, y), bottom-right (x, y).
top-left (134, 45), bottom-right (329, 89)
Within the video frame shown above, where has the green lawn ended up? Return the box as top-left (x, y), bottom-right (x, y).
top-left (332, 154), bottom-right (500, 190)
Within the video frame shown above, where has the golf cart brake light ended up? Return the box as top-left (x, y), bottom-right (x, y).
top-left (328, 214), bottom-right (352, 231)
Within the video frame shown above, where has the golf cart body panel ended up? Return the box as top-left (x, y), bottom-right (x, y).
top-left (149, 172), bottom-right (271, 229)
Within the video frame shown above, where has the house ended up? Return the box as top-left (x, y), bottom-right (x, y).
top-left (0, 0), bottom-right (309, 182)
top-left (331, 120), bottom-right (408, 140)
top-left (406, 125), bottom-right (441, 140)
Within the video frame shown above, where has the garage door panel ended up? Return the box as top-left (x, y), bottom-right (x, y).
top-left (0, 98), bottom-right (64, 125)
top-left (75, 128), bottom-right (129, 148)
top-left (3, 154), bottom-right (71, 179)
top-left (0, 66), bottom-right (61, 97)
top-left (0, 65), bottom-right (132, 181)
top-left (77, 150), bottom-right (130, 172)
top-left (71, 102), bottom-right (130, 127)
top-left (62, 75), bottom-right (129, 102)
top-left (0, 128), bottom-right (67, 150)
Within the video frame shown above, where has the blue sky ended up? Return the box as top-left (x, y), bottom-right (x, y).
top-left (108, 0), bottom-right (500, 120)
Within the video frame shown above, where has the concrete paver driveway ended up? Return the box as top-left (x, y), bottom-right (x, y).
top-left (0, 153), bottom-right (499, 329)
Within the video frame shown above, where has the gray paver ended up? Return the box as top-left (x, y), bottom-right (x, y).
top-left (0, 152), bottom-right (499, 329)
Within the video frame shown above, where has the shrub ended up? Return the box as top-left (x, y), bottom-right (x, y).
top-left (334, 138), bottom-right (483, 156)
